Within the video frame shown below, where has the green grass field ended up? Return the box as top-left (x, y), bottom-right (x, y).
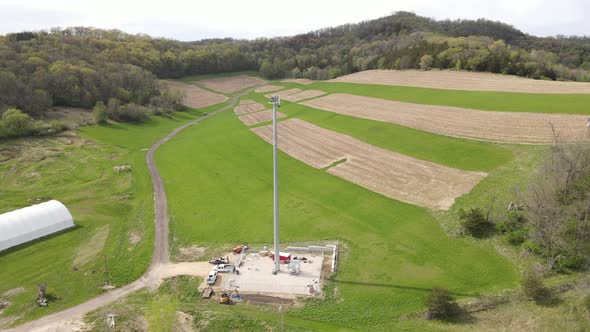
top-left (274, 81), bottom-right (590, 115)
top-left (1, 75), bottom-right (576, 330)
top-left (156, 107), bottom-right (520, 330)
top-left (0, 104), bottom-right (228, 326)
top-left (242, 91), bottom-right (513, 172)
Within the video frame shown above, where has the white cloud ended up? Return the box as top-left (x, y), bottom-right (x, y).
top-left (0, 0), bottom-right (588, 40)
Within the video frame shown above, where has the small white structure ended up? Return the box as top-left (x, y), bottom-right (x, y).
top-left (0, 200), bottom-right (74, 251)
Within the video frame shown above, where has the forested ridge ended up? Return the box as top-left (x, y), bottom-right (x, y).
top-left (1, 11), bottom-right (590, 120)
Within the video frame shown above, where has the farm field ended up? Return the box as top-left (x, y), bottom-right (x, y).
top-left (156, 103), bottom-right (520, 330)
top-left (5, 70), bottom-right (588, 331)
top-left (241, 91), bottom-right (513, 171)
top-left (233, 102), bottom-right (266, 115)
top-left (282, 89), bottom-right (327, 102)
top-left (254, 84), bottom-right (284, 93)
top-left (196, 75), bottom-right (266, 93)
top-left (264, 87), bottom-right (302, 99)
top-left (278, 81), bottom-right (590, 115)
top-left (331, 69), bottom-right (590, 94)
top-left (302, 93), bottom-right (590, 143)
top-left (238, 110), bottom-right (286, 126)
top-left (252, 118), bottom-right (486, 209)
top-left (160, 80), bottom-right (228, 108)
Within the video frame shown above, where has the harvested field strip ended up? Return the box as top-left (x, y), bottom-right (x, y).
top-left (238, 110), bottom-right (286, 126)
top-left (160, 80), bottom-right (228, 109)
top-left (264, 88), bottom-right (302, 99)
top-left (282, 90), bottom-right (326, 102)
top-left (233, 103), bottom-right (266, 115)
top-left (331, 70), bottom-right (590, 94)
top-left (254, 85), bottom-right (285, 93)
top-left (196, 75), bottom-right (266, 93)
top-left (303, 94), bottom-right (590, 144)
top-left (239, 99), bottom-right (257, 105)
top-left (281, 78), bottom-right (314, 85)
top-left (251, 119), bottom-right (486, 209)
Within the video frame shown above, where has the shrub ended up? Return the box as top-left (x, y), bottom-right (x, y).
top-left (117, 103), bottom-right (148, 122)
top-left (496, 211), bottom-right (527, 245)
top-left (93, 101), bottom-right (108, 124)
top-left (521, 269), bottom-right (549, 301)
top-left (1, 108), bottom-right (33, 137)
top-left (425, 287), bottom-right (459, 319)
top-left (459, 207), bottom-right (493, 237)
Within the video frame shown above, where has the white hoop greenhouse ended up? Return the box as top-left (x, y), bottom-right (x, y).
top-left (0, 200), bottom-right (74, 251)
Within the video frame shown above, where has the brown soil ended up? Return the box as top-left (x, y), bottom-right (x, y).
top-left (282, 90), bottom-right (326, 102)
top-left (197, 75), bottom-right (266, 93)
top-left (239, 99), bottom-right (257, 105)
top-left (302, 94), bottom-right (590, 144)
top-left (161, 80), bottom-right (228, 109)
top-left (254, 85), bottom-right (284, 93)
top-left (233, 103), bottom-right (266, 115)
top-left (331, 70), bottom-right (590, 94)
top-left (238, 110), bottom-right (286, 126)
top-left (251, 119), bottom-right (485, 210)
top-left (281, 78), bottom-right (314, 85)
top-left (264, 88), bottom-right (302, 99)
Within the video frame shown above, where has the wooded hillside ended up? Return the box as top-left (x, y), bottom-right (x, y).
top-left (1, 11), bottom-right (589, 116)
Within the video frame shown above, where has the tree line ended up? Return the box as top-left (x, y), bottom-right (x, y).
top-left (1, 11), bottom-right (589, 121)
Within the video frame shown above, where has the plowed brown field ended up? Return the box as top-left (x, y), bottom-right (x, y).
top-left (281, 78), bottom-right (314, 85)
top-left (197, 75), bottom-right (266, 93)
top-left (303, 94), bottom-right (590, 144)
top-left (238, 110), bottom-right (286, 126)
top-left (282, 90), bottom-right (326, 102)
top-left (255, 85), bottom-right (284, 93)
top-left (330, 70), bottom-right (590, 94)
top-left (251, 119), bottom-right (485, 209)
top-left (161, 80), bottom-right (228, 108)
top-left (233, 103), bottom-right (266, 115)
top-left (239, 99), bottom-right (257, 105)
top-left (264, 88), bottom-right (302, 99)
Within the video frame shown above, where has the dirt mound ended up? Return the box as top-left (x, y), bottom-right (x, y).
top-left (252, 118), bottom-right (485, 209)
top-left (331, 70), bottom-right (590, 94)
top-left (303, 93), bottom-right (590, 144)
top-left (282, 90), bottom-right (326, 102)
top-left (197, 75), bottom-right (266, 93)
top-left (161, 80), bottom-right (228, 109)
top-left (233, 103), bottom-right (266, 116)
top-left (238, 110), bottom-right (286, 126)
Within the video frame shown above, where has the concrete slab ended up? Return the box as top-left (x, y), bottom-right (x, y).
top-left (225, 253), bottom-right (323, 295)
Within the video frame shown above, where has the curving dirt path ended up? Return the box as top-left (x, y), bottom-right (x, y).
top-left (3, 90), bottom-right (254, 332)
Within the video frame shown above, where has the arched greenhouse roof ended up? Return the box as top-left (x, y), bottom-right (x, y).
top-left (0, 200), bottom-right (74, 251)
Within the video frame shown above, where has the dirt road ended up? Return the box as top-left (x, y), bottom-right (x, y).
top-left (3, 90), bottom-right (253, 332)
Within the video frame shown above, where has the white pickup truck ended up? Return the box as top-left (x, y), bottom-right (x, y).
top-left (206, 270), bottom-right (218, 285)
top-left (214, 264), bottom-right (236, 273)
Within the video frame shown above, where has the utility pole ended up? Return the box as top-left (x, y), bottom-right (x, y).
top-left (271, 95), bottom-right (281, 275)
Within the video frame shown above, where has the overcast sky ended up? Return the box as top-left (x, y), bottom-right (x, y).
top-left (0, 0), bottom-right (588, 40)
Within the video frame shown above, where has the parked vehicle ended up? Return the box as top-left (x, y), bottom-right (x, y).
top-left (209, 257), bottom-right (228, 264)
top-left (214, 264), bottom-right (236, 273)
top-left (206, 270), bottom-right (218, 285)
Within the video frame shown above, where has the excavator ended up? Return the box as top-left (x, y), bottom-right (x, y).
top-left (219, 288), bottom-right (240, 305)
